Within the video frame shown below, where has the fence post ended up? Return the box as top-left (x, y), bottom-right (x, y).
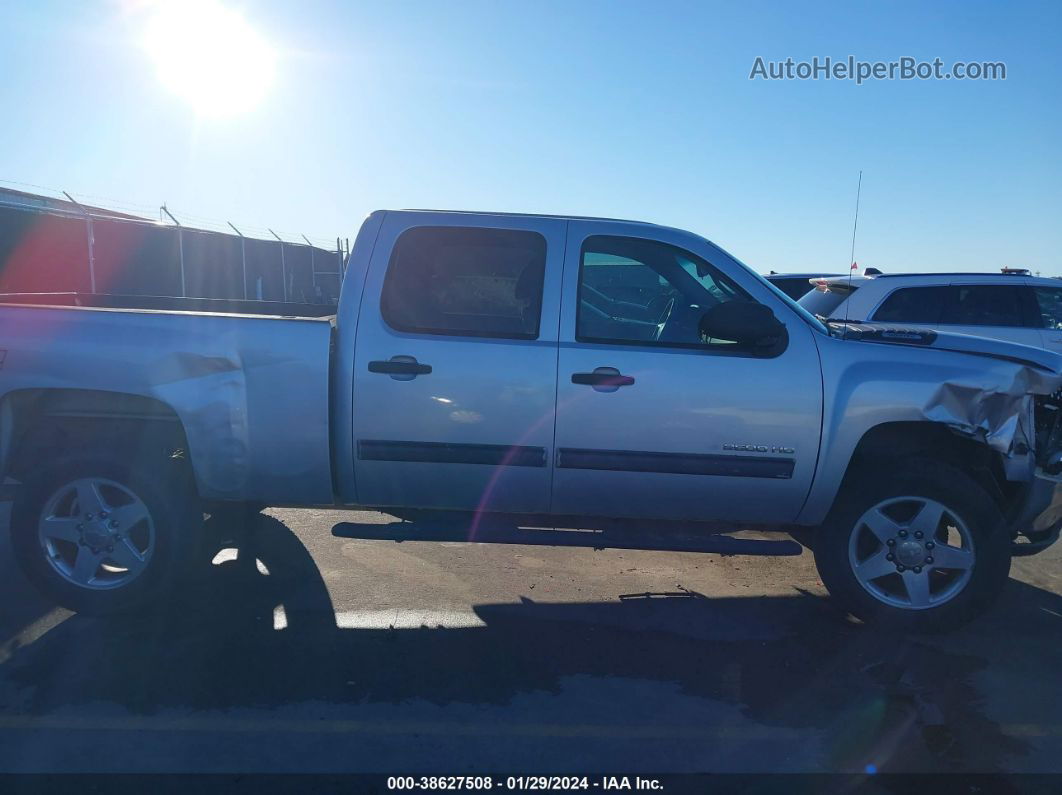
top-left (63, 191), bottom-right (96, 293)
top-left (302, 234), bottom-right (316, 299)
top-left (161, 204), bottom-right (185, 297)
top-left (269, 229), bottom-right (287, 301)
top-left (228, 222), bottom-right (248, 299)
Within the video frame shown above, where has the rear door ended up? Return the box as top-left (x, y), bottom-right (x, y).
top-left (350, 214), bottom-right (564, 513)
top-left (550, 222), bottom-right (823, 524)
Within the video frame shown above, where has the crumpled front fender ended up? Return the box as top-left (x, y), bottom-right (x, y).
top-left (922, 366), bottom-right (1062, 481)
top-left (797, 331), bottom-right (1062, 526)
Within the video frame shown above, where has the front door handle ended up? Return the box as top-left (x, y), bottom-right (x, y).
top-left (369, 356), bottom-right (432, 378)
top-left (572, 367), bottom-right (635, 389)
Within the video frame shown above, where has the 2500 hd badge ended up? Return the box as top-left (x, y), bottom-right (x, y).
top-left (723, 443), bottom-right (796, 454)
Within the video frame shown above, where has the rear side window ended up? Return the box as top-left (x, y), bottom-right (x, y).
top-left (872, 286), bottom-right (948, 323)
top-left (381, 226), bottom-right (546, 339)
top-left (942, 285), bottom-right (1027, 327)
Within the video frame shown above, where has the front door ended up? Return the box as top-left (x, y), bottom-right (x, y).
top-left (351, 215), bottom-right (564, 513)
top-left (551, 223), bottom-right (823, 524)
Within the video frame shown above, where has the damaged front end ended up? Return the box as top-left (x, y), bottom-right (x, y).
top-left (922, 364), bottom-right (1060, 482)
top-left (1015, 388), bottom-right (1062, 555)
top-left (936, 384), bottom-right (1062, 555)
top-left (918, 351), bottom-right (1062, 555)
top-left (830, 321), bottom-right (1062, 555)
top-left (1033, 389), bottom-right (1062, 476)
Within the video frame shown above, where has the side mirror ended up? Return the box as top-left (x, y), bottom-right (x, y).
top-left (699, 301), bottom-right (787, 352)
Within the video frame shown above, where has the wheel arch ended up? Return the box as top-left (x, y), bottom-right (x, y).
top-left (1, 388), bottom-right (195, 490)
top-left (823, 420), bottom-right (1018, 521)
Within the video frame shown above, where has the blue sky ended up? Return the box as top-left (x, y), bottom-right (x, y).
top-left (1, 0), bottom-right (1059, 273)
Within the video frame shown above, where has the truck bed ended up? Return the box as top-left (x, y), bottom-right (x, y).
top-left (0, 301), bottom-right (335, 505)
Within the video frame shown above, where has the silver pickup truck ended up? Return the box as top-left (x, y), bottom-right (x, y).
top-left (3, 210), bottom-right (1062, 631)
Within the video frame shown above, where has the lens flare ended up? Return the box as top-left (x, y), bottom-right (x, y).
top-left (142, 0), bottom-right (276, 117)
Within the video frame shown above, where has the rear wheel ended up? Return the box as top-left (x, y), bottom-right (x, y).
top-left (813, 461), bottom-right (1010, 632)
top-left (11, 452), bottom-right (201, 615)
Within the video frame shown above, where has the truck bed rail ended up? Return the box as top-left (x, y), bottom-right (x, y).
top-left (0, 292), bottom-right (337, 318)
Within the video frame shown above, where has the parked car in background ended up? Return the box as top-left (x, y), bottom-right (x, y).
top-left (798, 271), bottom-right (1062, 353)
top-left (765, 271), bottom-right (842, 301)
top-left (2, 210), bottom-right (1062, 632)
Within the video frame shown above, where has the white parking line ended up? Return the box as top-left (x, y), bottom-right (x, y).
top-left (332, 609), bottom-right (486, 630)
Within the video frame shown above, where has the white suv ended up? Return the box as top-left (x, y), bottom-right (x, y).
top-left (797, 271), bottom-right (1062, 353)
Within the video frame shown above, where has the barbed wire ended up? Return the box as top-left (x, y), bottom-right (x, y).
top-left (0, 177), bottom-right (342, 250)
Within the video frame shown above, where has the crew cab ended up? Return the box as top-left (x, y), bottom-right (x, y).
top-left (3, 210), bottom-right (1061, 631)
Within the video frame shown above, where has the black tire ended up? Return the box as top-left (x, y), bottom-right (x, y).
top-left (813, 460), bottom-right (1011, 632)
top-left (10, 451), bottom-right (202, 615)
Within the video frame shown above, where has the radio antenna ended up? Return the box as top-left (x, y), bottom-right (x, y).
top-left (843, 170), bottom-right (862, 327)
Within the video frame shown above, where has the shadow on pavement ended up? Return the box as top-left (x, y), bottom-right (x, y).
top-left (0, 511), bottom-right (1059, 775)
top-left (0, 503), bottom-right (64, 650)
top-left (332, 514), bottom-right (804, 556)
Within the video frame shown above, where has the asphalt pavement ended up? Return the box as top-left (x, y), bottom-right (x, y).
top-left (0, 506), bottom-right (1059, 775)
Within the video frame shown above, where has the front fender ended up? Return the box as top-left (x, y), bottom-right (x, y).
top-left (797, 334), bottom-right (1062, 526)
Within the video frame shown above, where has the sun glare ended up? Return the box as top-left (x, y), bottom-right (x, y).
top-left (142, 0), bottom-right (276, 117)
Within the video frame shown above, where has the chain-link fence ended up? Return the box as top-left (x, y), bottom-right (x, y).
top-left (0, 192), bottom-right (346, 305)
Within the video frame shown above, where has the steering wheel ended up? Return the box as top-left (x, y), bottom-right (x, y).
top-left (652, 296), bottom-right (676, 341)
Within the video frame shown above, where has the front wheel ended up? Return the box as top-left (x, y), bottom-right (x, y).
top-left (10, 452), bottom-right (201, 615)
top-left (813, 461), bottom-right (1011, 632)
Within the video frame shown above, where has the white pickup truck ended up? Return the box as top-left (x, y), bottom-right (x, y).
top-left (3, 210), bottom-right (1061, 631)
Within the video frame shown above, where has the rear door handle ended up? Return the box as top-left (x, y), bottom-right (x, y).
top-left (369, 357), bottom-right (432, 378)
top-left (571, 368), bottom-right (635, 389)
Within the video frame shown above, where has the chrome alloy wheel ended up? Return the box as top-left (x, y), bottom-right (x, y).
top-left (37, 478), bottom-right (155, 590)
top-left (848, 496), bottom-right (975, 610)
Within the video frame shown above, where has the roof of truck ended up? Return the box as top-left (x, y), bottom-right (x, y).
top-left (398, 208), bottom-right (667, 227)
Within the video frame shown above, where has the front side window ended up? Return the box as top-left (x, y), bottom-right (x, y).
top-left (1034, 287), bottom-right (1062, 330)
top-left (381, 226), bottom-right (546, 339)
top-left (872, 286), bottom-right (949, 323)
top-left (576, 235), bottom-right (751, 348)
top-left (942, 285), bottom-right (1026, 327)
